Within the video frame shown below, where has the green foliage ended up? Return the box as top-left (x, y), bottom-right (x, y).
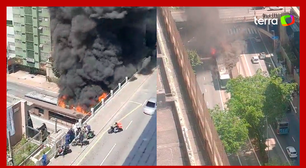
top-left (12, 137), bottom-right (39, 165)
top-left (226, 68), bottom-right (296, 159)
top-left (35, 146), bottom-right (51, 160)
top-left (210, 106), bottom-right (249, 154)
top-left (187, 49), bottom-right (203, 70)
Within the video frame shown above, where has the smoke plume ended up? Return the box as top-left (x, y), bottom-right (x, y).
top-left (49, 7), bottom-right (156, 111)
top-left (182, 7), bottom-right (246, 70)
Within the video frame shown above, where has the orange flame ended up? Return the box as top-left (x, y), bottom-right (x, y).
top-left (58, 93), bottom-right (107, 115)
top-left (75, 105), bottom-right (90, 115)
top-left (58, 95), bottom-right (67, 108)
top-left (98, 93), bottom-right (107, 102)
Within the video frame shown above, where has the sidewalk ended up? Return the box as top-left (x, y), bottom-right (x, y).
top-left (269, 53), bottom-right (300, 116)
top-left (7, 71), bottom-right (59, 94)
top-left (48, 73), bottom-right (153, 165)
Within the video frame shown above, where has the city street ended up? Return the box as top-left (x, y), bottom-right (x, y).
top-left (7, 81), bottom-right (58, 98)
top-left (49, 70), bottom-right (157, 166)
top-left (241, 29), bottom-right (300, 165)
top-left (256, 30), bottom-right (300, 165)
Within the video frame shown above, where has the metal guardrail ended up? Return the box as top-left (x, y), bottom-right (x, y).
top-left (50, 56), bottom-right (153, 161)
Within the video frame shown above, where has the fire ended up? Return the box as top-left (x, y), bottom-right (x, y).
top-left (57, 92), bottom-right (107, 115)
top-left (211, 48), bottom-right (216, 55)
top-left (58, 95), bottom-right (67, 108)
top-left (98, 93), bottom-right (107, 102)
top-left (75, 105), bottom-right (90, 115)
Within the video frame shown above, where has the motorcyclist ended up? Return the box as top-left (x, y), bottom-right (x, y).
top-left (113, 122), bottom-right (122, 132)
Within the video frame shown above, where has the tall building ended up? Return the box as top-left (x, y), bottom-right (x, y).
top-left (7, 7), bottom-right (15, 74)
top-left (12, 7), bottom-right (51, 74)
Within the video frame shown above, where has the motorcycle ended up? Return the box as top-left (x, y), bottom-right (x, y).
top-left (108, 126), bottom-right (123, 134)
top-left (55, 145), bottom-right (71, 158)
top-left (85, 131), bottom-right (95, 139)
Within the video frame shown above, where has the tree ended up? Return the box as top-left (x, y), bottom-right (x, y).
top-left (187, 49), bottom-right (202, 71)
top-left (210, 105), bottom-right (249, 154)
top-left (226, 69), bottom-right (296, 160)
top-left (265, 158), bottom-right (292, 166)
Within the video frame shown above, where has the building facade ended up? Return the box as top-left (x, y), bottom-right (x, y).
top-left (12, 7), bottom-right (51, 74)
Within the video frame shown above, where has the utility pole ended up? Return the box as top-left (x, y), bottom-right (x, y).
top-left (7, 130), bottom-right (14, 166)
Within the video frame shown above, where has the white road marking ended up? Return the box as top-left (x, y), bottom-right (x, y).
top-left (205, 89), bottom-right (207, 92)
top-left (206, 101), bottom-right (209, 106)
top-left (126, 120), bottom-right (133, 130)
top-left (100, 143), bottom-right (117, 165)
top-left (292, 137), bottom-right (296, 142)
top-left (269, 125), bottom-right (291, 165)
top-left (203, 77), bottom-right (205, 80)
top-left (290, 100), bottom-right (297, 113)
top-left (237, 154), bottom-right (243, 165)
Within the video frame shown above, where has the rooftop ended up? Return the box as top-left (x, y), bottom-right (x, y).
top-left (7, 94), bottom-right (21, 108)
top-left (25, 91), bottom-right (58, 105)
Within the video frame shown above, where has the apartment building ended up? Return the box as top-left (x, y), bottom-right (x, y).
top-left (12, 7), bottom-right (51, 74)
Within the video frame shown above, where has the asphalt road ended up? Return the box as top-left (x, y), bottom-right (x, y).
top-left (7, 81), bottom-right (58, 98)
top-left (243, 30), bottom-right (300, 165)
top-left (73, 70), bottom-right (157, 166)
top-left (257, 30), bottom-right (300, 166)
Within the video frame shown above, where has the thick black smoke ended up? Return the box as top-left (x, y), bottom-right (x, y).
top-left (49, 7), bottom-right (156, 111)
top-left (182, 7), bottom-right (247, 70)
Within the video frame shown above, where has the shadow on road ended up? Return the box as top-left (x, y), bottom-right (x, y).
top-left (122, 113), bottom-right (157, 166)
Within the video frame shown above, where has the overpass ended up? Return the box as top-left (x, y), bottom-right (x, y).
top-left (24, 92), bottom-right (88, 126)
top-left (171, 7), bottom-right (294, 23)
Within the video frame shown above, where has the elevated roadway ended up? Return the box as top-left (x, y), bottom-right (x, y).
top-left (49, 71), bottom-right (158, 166)
top-left (171, 7), bottom-right (292, 23)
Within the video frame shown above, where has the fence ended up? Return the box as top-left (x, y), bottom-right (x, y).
top-left (49, 56), bottom-right (153, 162)
top-left (12, 128), bottom-right (43, 166)
top-left (83, 56), bottom-right (152, 124)
top-left (159, 7), bottom-right (230, 165)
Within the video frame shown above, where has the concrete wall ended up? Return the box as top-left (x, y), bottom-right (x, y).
top-left (159, 7), bottom-right (230, 166)
top-left (9, 103), bottom-right (23, 146)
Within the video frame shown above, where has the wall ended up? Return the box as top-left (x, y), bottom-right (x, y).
top-left (9, 103), bottom-right (23, 146)
top-left (159, 7), bottom-right (230, 166)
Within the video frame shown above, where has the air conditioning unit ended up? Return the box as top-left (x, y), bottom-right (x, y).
top-left (38, 27), bottom-right (43, 30)
top-left (39, 44), bottom-right (44, 48)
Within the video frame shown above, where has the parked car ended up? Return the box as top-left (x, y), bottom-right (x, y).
top-left (259, 52), bottom-right (266, 59)
top-left (286, 146), bottom-right (298, 159)
top-left (143, 97), bottom-right (157, 115)
top-left (251, 56), bottom-right (260, 64)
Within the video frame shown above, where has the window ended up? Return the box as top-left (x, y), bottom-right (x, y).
top-left (7, 34), bottom-right (14, 38)
top-left (13, 22), bottom-right (21, 27)
top-left (20, 7), bottom-right (24, 9)
top-left (8, 42), bottom-right (15, 46)
top-left (7, 20), bottom-right (13, 26)
top-left (33, 17), bottom-right (37, 19)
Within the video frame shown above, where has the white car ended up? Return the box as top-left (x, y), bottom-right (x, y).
top-left (143, 97), bottom-right (157, 115)
top-left (254, 36), bottom-right (261, 42)
top-left (286, 146), bottom-right (298, 159)
top-left (251, 56), bottom-right (260, 64)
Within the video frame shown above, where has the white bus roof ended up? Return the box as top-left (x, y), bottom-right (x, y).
top-left (220, 74), bottom-right (231, 80)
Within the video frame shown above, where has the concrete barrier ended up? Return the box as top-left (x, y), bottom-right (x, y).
top-left (159, 7), bottom-right (230, 166)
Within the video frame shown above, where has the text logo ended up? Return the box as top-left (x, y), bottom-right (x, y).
top-left (254, 17), bottom-right (278, 25)
top-left (281, 15), bottom-right (295, 26)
